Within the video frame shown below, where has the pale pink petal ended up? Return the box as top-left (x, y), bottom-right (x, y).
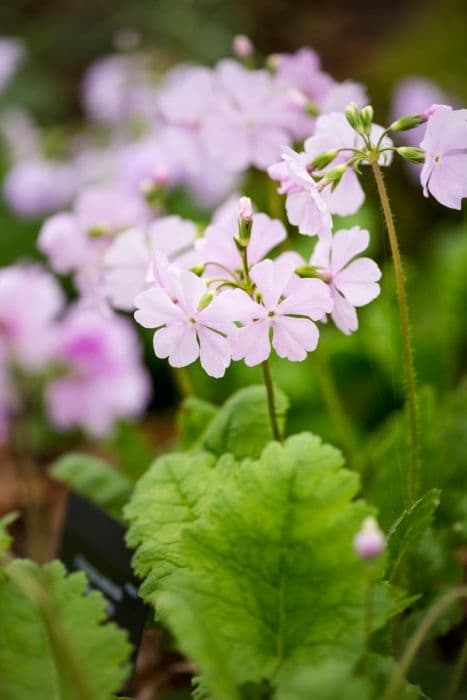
top-left (334, 258), bottom-right (381, 306)
top-left (153, 324), bottom-right (199, 367)
top-left (197, 327), bottom-right (231, 378)
top-left (231, 321), bottom-right (271, 366)
top-left (134, 287), bottom-right (183, 328)
top-left (330, 227), bottom-right (370, 273)
top-left (250, 258), bottom-right (295, 307)
top-left (330, 288), bottom-right (358, 335)
top-left (279, 278), bottom-right (332, 319)
top-left (213, 288), bottom-right (263, 322)
top-left (248, 213), bottom-right (287, 263)
top-left (272, 316), bottom-right (319, 360)
top-left (322, 169), bottom-right (365, 217)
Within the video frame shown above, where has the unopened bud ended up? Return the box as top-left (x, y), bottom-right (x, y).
top-left (236, 196), bottom-right (253, 246)
top-left (396, 146), bottom-right (425, 164)
top-left (238, 196), bottom-right (253, 221)
top-left (354, 517), bottom-right (386, 560)
top-left (421, 103), bottom-right (452, 121)
top-left (233, 34), bottom-right (253, 59)
top-left (295, 264), bottom-right (318, 278)
top-left (360, 105), bottom-right (374, 134)
top-left (88, 223), bottom-right (109, 238)
top-left (345, 103), bottom-right (364, 133)
top-left (190, 264), bottom-right (205, 277)
top-left (198, 291), bottom-right (214, 310)
top-left (324, 163), bottom-right (347, 189)
top-left (310, 150), bottom-right (339, 170)
top-left (389, 114), bottom-right (425, 132)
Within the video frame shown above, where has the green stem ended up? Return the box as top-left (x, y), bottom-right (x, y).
top-left (262, 359), bottom-right (282, 442)
top-left (171, 366), bottom-right (193, 398)
top-left (371, 161), bottom-right (420, 504)
top-left (313, 348), bottom-right (362, 472)
top-left (380, 586), bottom-right (467, 700)
top-left (363, 563), bottom-right (375, 674)
top-left (446, 631), bottom-right (467, 700)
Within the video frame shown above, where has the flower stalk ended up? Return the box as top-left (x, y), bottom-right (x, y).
top-left (371, 161), bottom-right (420, 505)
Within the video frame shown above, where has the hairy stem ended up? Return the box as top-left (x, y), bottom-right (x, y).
top-left (262, 359), bottom-right (282, 442)
top-left (371, 161), bottom-right (420, 504)
top-left (380, 586), bottom-right (467, 700)
top-left (313, 348), bottom-right (362, 472)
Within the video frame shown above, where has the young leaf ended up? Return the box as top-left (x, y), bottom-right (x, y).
top-left (155, 434), bottom-right (406, 693)
top-left (0, 559), bottom-right (131, 700)
top-left (387, 489), bottom-right (440, 579)
top-left (50, 452), bottom-right (133, 520)
top-left (125, 450), bottom-right (220, 608)
top-left (198, 385), bottom-right (289, 459)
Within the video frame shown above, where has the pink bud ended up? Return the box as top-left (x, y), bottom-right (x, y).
top-left (233, 34), bottom-right (253, 59)
top-left (421, 103), bottom-right (453, 122)
top-left (153, 167), bottom-right (170, 187)
top-left (354, 517), bottom-right (386, 560)
top-left (238, 196), bottom-right (253, 221)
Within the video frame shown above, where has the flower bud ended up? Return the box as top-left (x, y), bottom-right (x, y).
top-left (88, 223), bottom-right (109, 238)
top-left (198, 291), bottom-right (215, 311)
top-left (236, 196), bottom-right (253, 246)
top-left (238, 195), bottom-right (253, 221)
top-left (345, 103), bottom-right (364, 134)
top-left (389, 114), bottom-right (426, 132)
top-left (310, 150), bottom-right (339, 170)
top-left (396, 146), bottom-right (425, 164)
top-left (360, 105), bottom-right (374, 134)
top-left (233, 34), bottom-right (253, 59)
top-left (323, 163), bottom-right (347, 189)
top-left (354, 517), bottom-right (386, 560)
top-left (421, 103), bottom-right (452, 121)
top-left (295, 264), bottom-right (318, 278)
top-left (190, 264), bottom-right (205, 277)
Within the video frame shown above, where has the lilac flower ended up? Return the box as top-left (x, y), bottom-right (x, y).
top-left (38, 213), bottom-right (90, 274)
top-left (311, 227), bottom-right (381, 335)
top-left (0, 265), bottom-right (64, 370)
top-left (420, 107), bottom-right (467, 210)
top-left (104, 216), bottom-right (200, 311)
top-left (183, 155), bottom-right (240, 209)
top-left (391, 76), bottom-right (451, 149)
top-left (203, 60), bottom-right (290, 172)
top-left (197, 203), bottom-right (287, 279)
top-left (3, 159), bottom-right (76, 218)
top-left (116, 136), bottom-right (181, 194)
top-left (134, 259), bottom-right (234, 377)
top-left (354, 517), bottom-right (386, 560)
top-left (74, 184), bottom-right (148, 235)
top-left (303, 112), bottom-right (393, 217)
top-left (0, 37), bottom-right (24, 92)
top-left (223, 257), bottom-right (332, 365)
top-left (46, 309), bottom-right (150, 437)
top-left (157, 66), bottom-right (215, 174)
top-left (268, 148), bottom-right (332, 237)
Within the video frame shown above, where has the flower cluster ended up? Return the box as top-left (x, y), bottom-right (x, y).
top-left (0, 265), bottom-right (150, 442)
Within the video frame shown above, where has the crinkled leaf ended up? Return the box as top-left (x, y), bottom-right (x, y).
top-left (125, 450), bottom-right (219, 608)
top-left (275, 660), bottom-right (369, 700)
top-left (155, 434), bottom-right (407, 693)
top-left (198, 385), bottom-right (289, 459)
top-left (387, 489), bottom-right (440, 580)
top-left (50, 452), bottom-right (133, 520)
top-left (178, 396), bottom-right (218, 449)
top-left (0, 559), bottom-right (131, 700)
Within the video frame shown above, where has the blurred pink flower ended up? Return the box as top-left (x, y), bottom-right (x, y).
top-left (311, 226), bottom-right (381, 335)
top-left (391, 76), bottom-right (451, 148)
top-left (38, 213), bottom-right (90, 274)
top-left (0, 37), bottom-right (24, 92)
top-left (420, 107), bottom-right (467, 210)
top-left (223, 257), bottom-right (332, 365)
top-left (3, 159), bottom-right (76, 218)
top-left (0, 265), bottom-right (64, 370)
top-left (46, 309), bottom-right (150, 437)
top-left (203, 60), bottom-right (290, 172)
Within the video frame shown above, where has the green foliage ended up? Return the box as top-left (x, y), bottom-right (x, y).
top-left (50, 452), bottom-right (134, 520)
top-left (275, 661), bottom-right (369, 700)
top-left (104, 421), bottom-right (155, 482)
top-left (0, 513), bottom-right (17, 558)
top-left (0, 559), bottom-right (131, 700)
top-left (127, 433), bottom-right (409, 698)
top-left (387, 489), bottom-right (440, 580)
top-left (190, 384), bottom-right (289, 459)
top-left (177, 396), bottom-right (218, 449)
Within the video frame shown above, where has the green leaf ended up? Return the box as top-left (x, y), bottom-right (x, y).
top-left (50, 452), bottom-right (133, 519)
top-left (0, 513), bottom-right (17, 558)
top-left (0, 559), bottom-right (131, 700)
top-left (387, 489), bottom-right (440, 579)
top-left (125, 450), bottom-right (219, 607)
top-left (197, 385), bottom-right (289, 459)
top-left (177, 396), bottom-right (218, 449)
top-left (275, 661), bottom-right (369, 700)
top-left (154, 434), bottom-right (405, 694)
